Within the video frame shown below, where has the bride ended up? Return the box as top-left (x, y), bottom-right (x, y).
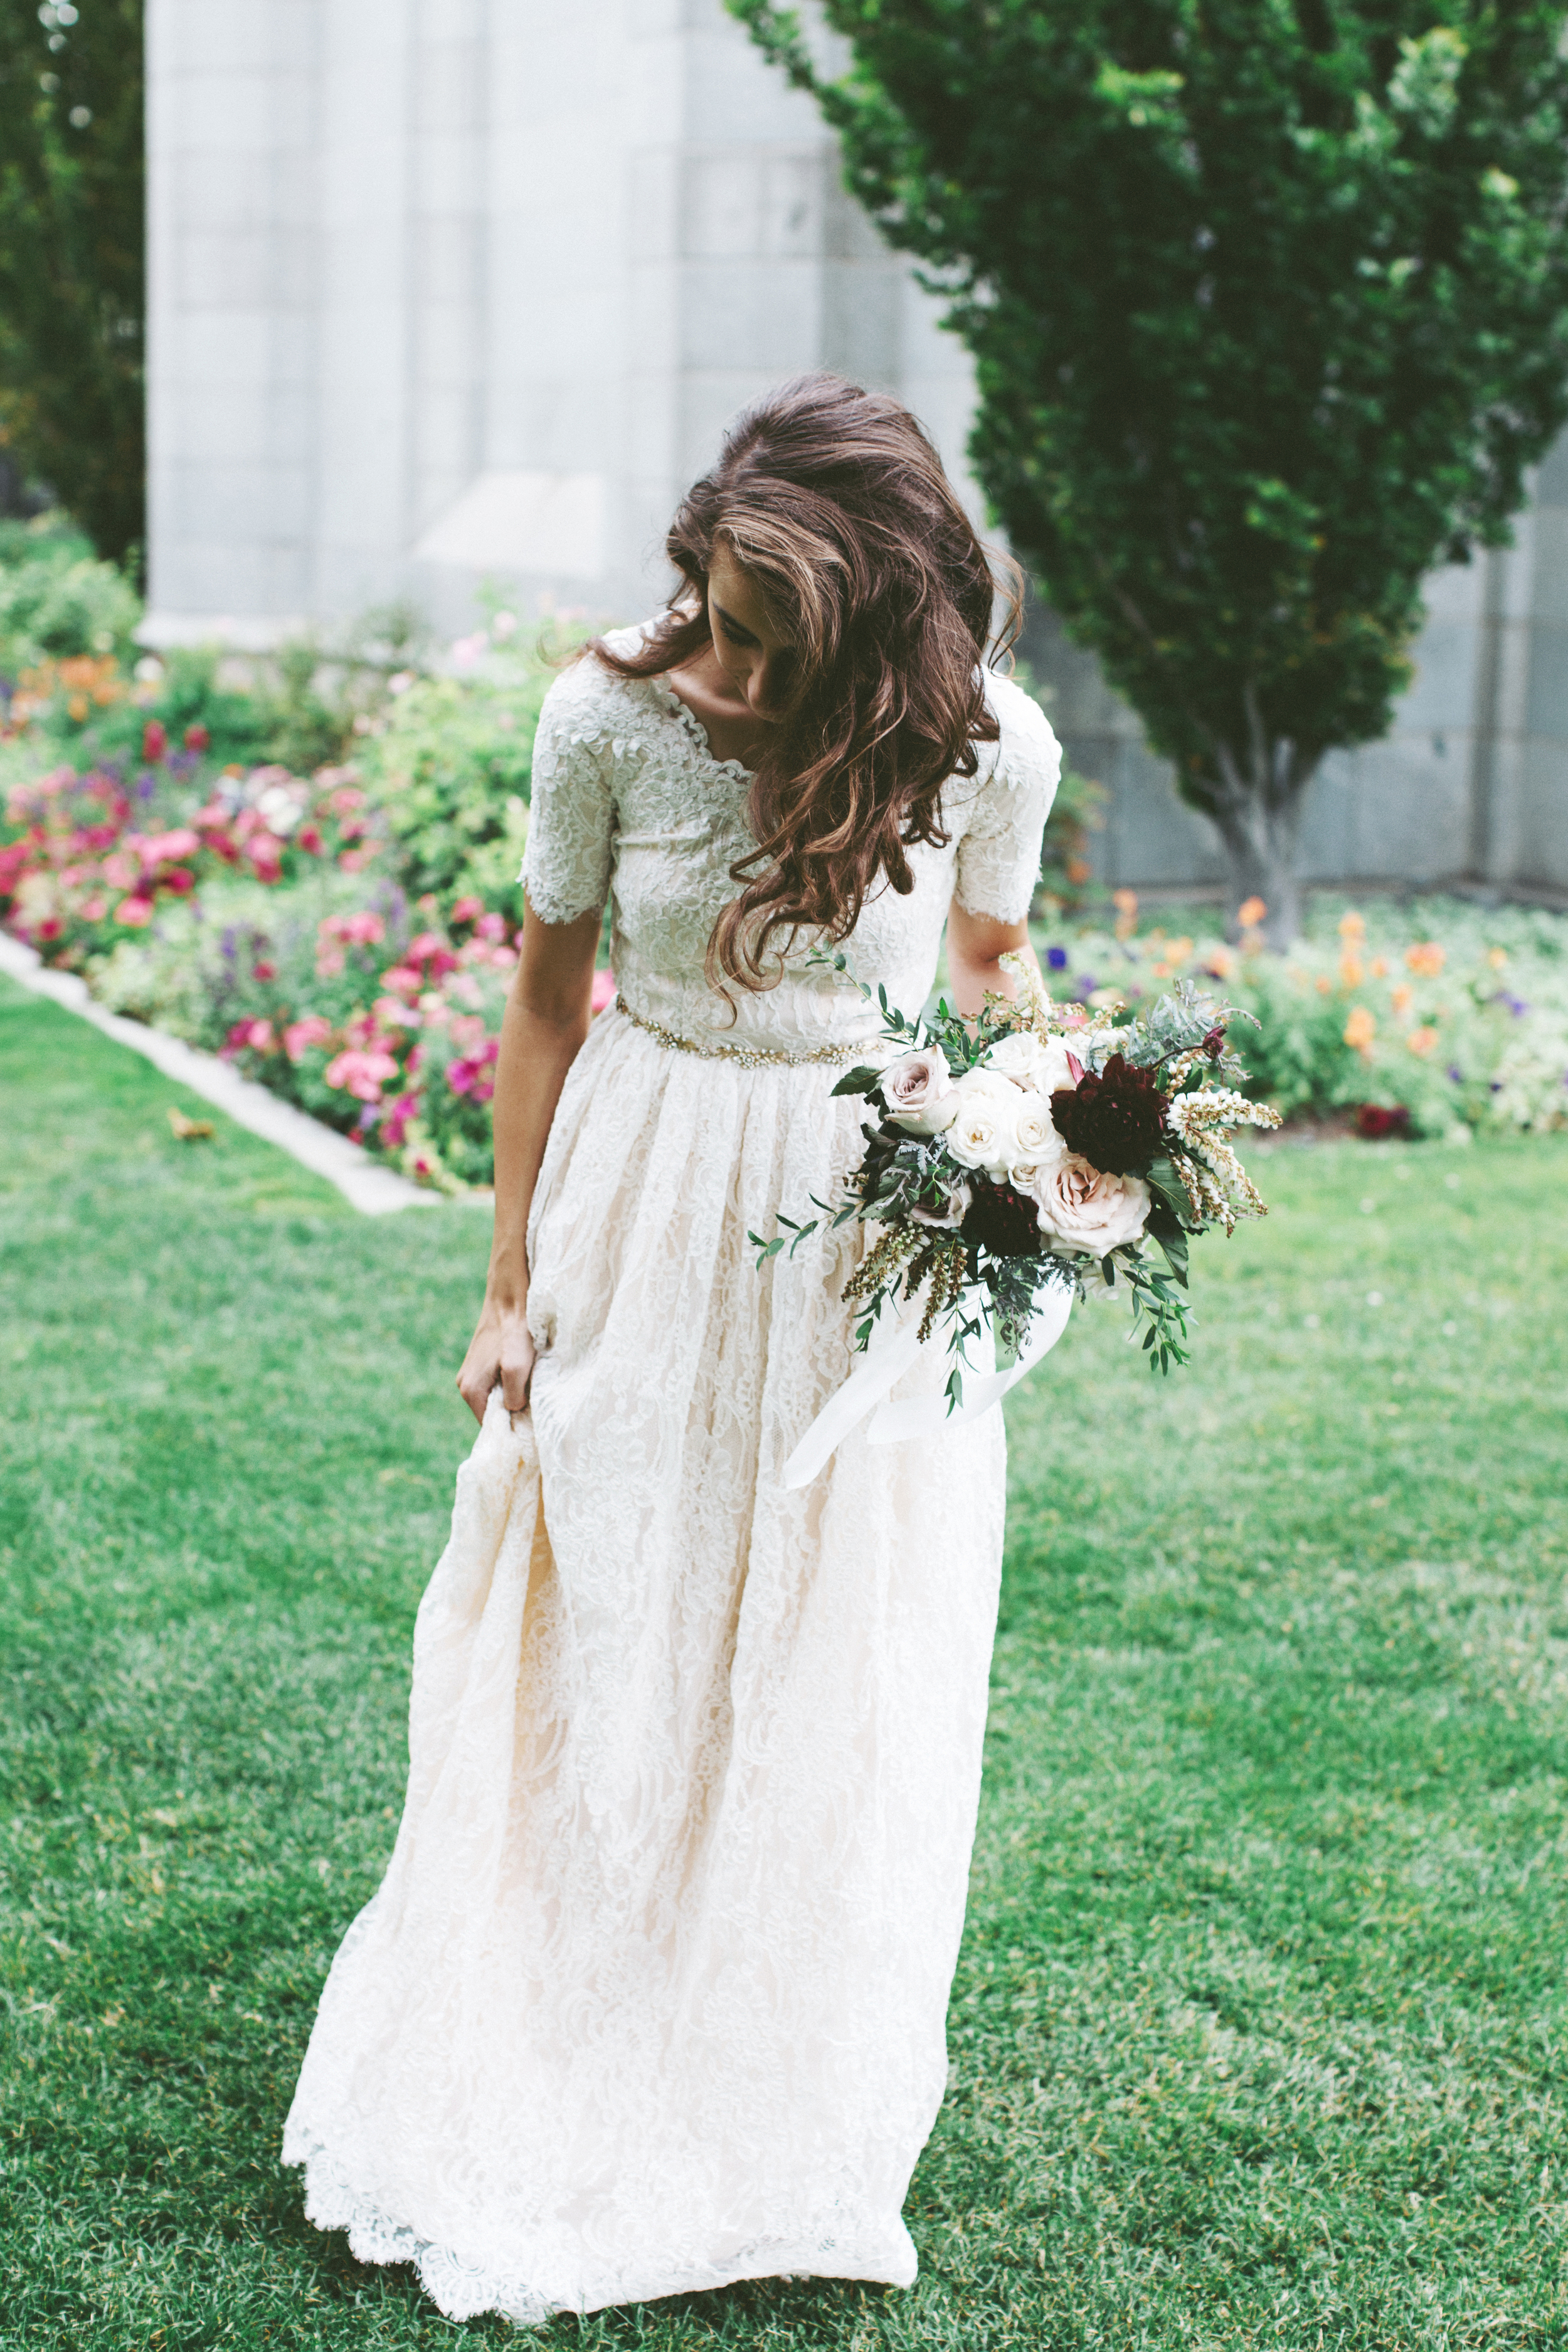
top-left (283, 373), bottom-right (1060, 2325)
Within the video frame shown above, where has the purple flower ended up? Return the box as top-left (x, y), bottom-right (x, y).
top-left (1505, 995), bottom-right (1530, 1017)
top-left (1448, 1065), bottom-right (1463, 1083)
top-left (220, 926), bottom-right (237, 963)
top-left (136, 772), bottom-right (156, 802)
top-left (1076, 973), bottom-right (1098, 999)
top-left (1046, 945), bottom-right (1068, 971)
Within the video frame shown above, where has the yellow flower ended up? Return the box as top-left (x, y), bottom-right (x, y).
top-left (1344, 1006), bottom-right (1376, 1053)
top-left (1487, 946), bottom-right (1508, 969)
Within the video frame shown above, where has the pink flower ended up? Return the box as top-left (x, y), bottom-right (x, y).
top-left (447, 1057), bottom-right (479, 1097)
top-left (103, 852), bottom-right (137, 889)
top-left (474, 911), bottom-right (506, 941)
top-left (283, 1015), bottom-right (334, 1063)
top-left (223, 1017), bottom-right (275, 1055)
top-left (372, 994), bottom-right (420, 1028)
top-left (144, 827), bottom-right (200, 862)
top-left (337, 847), bottom-right (373, 872)
top-left (80, 894), bottom-right (106, 920)
top-left (378, 1091), bottom-right (418, 1148)
top-left (184, 723), bottom-right (210, 753)
top-left (327, 783), bottom-right (366, 815)
top-left (379, 963), bottom-right (423, 998)
top-left (161, 866), bottom-right (196, 896)
top-left (114, 895), bottom-right (154, 926)
top-left (324, 1047), bottom-right (400, 1103)
top-left (142, 721), bottom-right (167, 763)
top-left (252, 958), bottom-right (277, 982)
top-left (591, 968), bottom-right (617, 1013)
top-left (450, 895), bottom-right (484, 924)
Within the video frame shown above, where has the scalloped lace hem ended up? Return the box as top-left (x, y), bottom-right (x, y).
top-left (284, 2136), bottom-right (918, 2326)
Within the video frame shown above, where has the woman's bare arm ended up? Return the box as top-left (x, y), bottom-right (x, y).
top-left (945, 900), bottom-right (1044, 1019)
top-left (455, 897), bottom-right (601, 1423)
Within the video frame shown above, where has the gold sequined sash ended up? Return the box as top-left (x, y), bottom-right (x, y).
top-left (614, 994), bottom-right (866, 1071)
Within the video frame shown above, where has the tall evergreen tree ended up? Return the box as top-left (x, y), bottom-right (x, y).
top-left (0, 0), bottom-right (143, 566)
top-left (731, 1), bottom-right (1568, 940)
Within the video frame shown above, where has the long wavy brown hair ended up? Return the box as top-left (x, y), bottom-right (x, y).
top-left (591, 374), bottom-right (1022, 990)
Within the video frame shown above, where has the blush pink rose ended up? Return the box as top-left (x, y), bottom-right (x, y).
top-left (1036, 1155), bottom-right (1151, 1254)
top-left (882, 1045), bottom-right (957, 1136)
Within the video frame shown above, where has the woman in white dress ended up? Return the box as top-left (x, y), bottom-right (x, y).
top-left (283, 374), bottom-right (1060, 2325)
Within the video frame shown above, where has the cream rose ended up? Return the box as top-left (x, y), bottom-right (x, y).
top-left (943, 1073), bottom-right (1024, 1178)
top-left (1035, 1154), bottom-right (1151, 1254)
top-left (987, 1029), bottom-right (1081, 1101)
top-left (882, 1045), bottom-right (958, 1136)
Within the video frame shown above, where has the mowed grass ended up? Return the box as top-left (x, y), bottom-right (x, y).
top-left (3, 970), bottom-right (1566, 2351)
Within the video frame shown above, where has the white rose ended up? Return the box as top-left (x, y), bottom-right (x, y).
top-left (883, 1045), bottom-right (958, 1136)
top-left (1035, 1155), bottom-right (1151, 1254)
top-left (944, 1073), bottom-right (1022, 1178)
top-left (1007, 1153), bottom-right (1062, 1195)
top-left (986, 1029), bottom-right (1081, 1101)
top-left (1010, 1092), bottom-right (1058, 1162)
top-left (910, 1177), bottom-right (972, 1229)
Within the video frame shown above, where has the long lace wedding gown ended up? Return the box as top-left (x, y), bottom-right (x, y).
top-left (283, 629), bottom-right (1059, 2324)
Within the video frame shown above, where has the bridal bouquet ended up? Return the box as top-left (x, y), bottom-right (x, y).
top-left (755, 950), bottom-right (1279, 1418)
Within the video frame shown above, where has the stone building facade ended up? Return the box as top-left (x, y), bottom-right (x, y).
top-left (145, 0), bottom-right (1566, 899)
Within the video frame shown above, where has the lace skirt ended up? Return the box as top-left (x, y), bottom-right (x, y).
top-left (282, 1005), bottom-right (1007, 2324)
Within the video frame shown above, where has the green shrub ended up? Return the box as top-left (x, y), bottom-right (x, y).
top-left (0, 511), bottom-right (141, 674)
top-left (354, 626), bottom-right (567, 914)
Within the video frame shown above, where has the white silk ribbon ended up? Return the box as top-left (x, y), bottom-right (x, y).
top-left (780, 1276), bottom-right (1074, 1491)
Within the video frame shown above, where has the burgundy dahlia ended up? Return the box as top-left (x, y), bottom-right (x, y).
top-left (961, 1180), bottom-right (1044, 1258)
top-left (1050, 1052), bottom-right (1168, 1175)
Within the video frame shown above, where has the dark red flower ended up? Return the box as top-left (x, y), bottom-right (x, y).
top-left (1051, 1052), bottom-right (1168, 1175)
top-left (1355, 1103), bottom-right (1410, 1139)
top-left (184, 724), bottom-right (210, 753)
top-left (142, 721), bottom-right (167, 763)
top-left (961, 1180), bottom-right (1044, 1258)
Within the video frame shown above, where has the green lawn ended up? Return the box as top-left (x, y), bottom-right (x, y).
top-left (3, 970), bottom-right (1566, 2351)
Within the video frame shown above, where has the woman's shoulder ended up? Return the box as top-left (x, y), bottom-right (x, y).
top-left (536, 623), bottom-right (669, 750)
top-left (980, 667), bottom-right (1062, 796)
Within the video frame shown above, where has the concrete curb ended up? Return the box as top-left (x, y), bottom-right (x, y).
top-left (0, 930), bottom-right (440, 1216)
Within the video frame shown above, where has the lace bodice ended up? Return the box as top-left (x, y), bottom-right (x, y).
top-left (522, 627), bottom-right (1061, 1050)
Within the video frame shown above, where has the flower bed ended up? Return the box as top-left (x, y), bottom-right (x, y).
top-left (5, 573), bottom-right (1564, 1185)
top-left (1034, 893), bottom-right (1568, 1139)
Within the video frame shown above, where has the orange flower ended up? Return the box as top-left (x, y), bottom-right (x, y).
top-left (1338, 910), bottom-right (1367, 941)
top-left (1344, 1006), bottom-right (1376, 1054)
top-left (1112, 886), bottom-right (1138, 941)
top-left (1168, 935), bottom-right (1193, 962)
top-left (1407, 1025), bottom-right (1439, 1057)
top-left (1202, 945), bottom-right (1237, 980)
top-left (1391, 982), bottom-right (1414, 1015)
top-left (1406, 941), bottom-right (1446, 977)
top-left (1370, 956), bottom-right (1389, 978)
top-left (1315, 975), bottom-right (1332, 995)
top-left (1237, 895), bottom-right (1267, 930)
top-left (1486, 946), bottom-right (1508, 970)
top-left (1339, 955), bottom-right (1365, 988)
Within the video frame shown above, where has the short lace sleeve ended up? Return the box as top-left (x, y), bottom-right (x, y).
top-left (952, 673), bottom-right (1062, 923)
top-left (521, 662), bottom-right (620, 924)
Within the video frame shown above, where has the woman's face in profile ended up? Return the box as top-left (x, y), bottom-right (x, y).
top-left (705, 543), bottom-right (795, 720)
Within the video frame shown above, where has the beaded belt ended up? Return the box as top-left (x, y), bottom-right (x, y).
top-left (615, 993), bottom-right (866, 1071)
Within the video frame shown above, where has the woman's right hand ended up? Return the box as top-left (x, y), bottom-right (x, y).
top-left (457, 1293), bottom-right (536, 1425)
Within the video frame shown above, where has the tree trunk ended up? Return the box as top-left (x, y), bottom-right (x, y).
top-left (1204, 704), bottom-right (1317, 949)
